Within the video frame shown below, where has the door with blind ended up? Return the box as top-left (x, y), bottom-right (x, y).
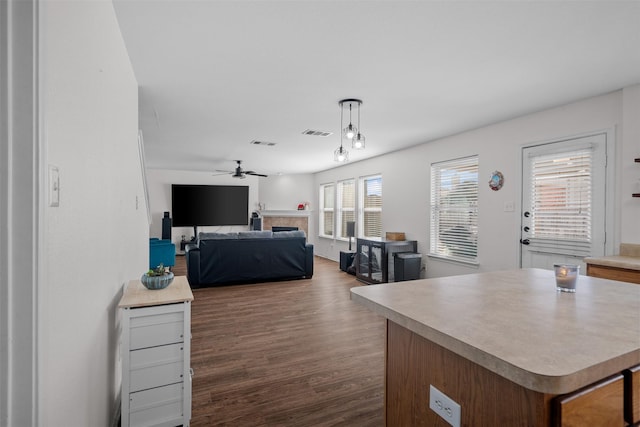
top-left (520, 133), bottom-right (607, 270)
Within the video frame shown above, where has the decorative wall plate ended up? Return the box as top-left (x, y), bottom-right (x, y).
top-left (489, 171), bottom-right (504, 191)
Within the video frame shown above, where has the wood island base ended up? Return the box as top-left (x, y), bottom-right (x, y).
top-left (386, 320), bottom-right (628, 427)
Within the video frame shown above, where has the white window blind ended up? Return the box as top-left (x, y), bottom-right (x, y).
top-left (430, 156), bottom-right (478, 262)
top-left (529, 149), bottom-right (592, 244)
top-left (319, 183), bottom-right (334, 237)
top-left (337, 179), bottom-right (355, 239)
top-left (359, 175), bottom-right (382, 238)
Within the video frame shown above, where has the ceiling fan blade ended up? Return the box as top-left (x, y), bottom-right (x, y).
top-left (245, 171), bottom-right (268, 177)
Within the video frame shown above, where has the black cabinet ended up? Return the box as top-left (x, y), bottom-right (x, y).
top-left (394, 252), bottom-right (422, 281)
top-left (356, 238), bottom-right (418, 284)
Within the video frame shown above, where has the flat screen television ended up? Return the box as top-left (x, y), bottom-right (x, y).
top-left (171, 184), bottom-right (249, 227)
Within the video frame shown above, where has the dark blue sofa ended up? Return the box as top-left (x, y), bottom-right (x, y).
top-left (185, 230), bottom-right (314, 288)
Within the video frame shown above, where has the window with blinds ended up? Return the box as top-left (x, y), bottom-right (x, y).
top-left (430, 156), bottom-right (478, 263)
top-left (529, 149), bottom-right (592, 243)
top-left (319, 183), bottom-right (334, 237)
top-left (337, 179), bottom-right (355, 239)
top-left (359, 175), bottom-right (382, 238)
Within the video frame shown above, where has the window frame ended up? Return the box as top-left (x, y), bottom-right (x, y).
top-left (319, 182), bottom-right (335, 238)
top-left (358, 174), bottom-right (383, 239)
top-left (336, 179), bottom-right (356, 241)
top-left (429, 156), bottom-right (479, 265)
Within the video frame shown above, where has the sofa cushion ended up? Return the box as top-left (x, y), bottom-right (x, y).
top-left (198, 232), bottom-right (238, 242)
top-left (238, 231), bottom-right (273, 239)
top-left (273, 230), bottom-right (306, 239)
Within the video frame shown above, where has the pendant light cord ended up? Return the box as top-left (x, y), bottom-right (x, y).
top-left (340, 100), bottom-right (344, 150)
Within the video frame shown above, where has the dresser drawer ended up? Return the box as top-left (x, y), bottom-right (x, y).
top-left (554, 374), bottom-right (625, 427)
top-left (130, 342), bottom-right (185, 370)
top-left (129, 343), bottom-right (185, 392)
top-left (129, 311), bottom-right (184, 350)
top-left (129, 382), bottom-right (183, 427)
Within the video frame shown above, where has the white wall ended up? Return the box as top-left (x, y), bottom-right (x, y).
top-left (258, 174), bottom-right (316, 238)
top-left (41, 1), bottom-right (146, 425)
top-left (258, 174), bottom-right (315, 212)
top-left (315, 88), bottom-right (639, 278)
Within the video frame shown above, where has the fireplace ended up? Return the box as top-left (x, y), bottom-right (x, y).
top-left (260, 210), bottom-right (310, 237)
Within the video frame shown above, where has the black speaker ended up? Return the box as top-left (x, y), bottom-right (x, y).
top-left (346, 221), bottom-right (355, 237)
top-left (250, 217), bottom-right (262, 231)
top-left (346, 221), bottom-right (355, 250)
top-left (162, 212), bottom-right (172, 240)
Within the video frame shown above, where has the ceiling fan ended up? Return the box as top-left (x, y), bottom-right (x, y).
top-left (214, 160), bottom-right (268, 179)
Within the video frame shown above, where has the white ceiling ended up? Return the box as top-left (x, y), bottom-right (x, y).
top-left (113, 0), bottom-right (640, 177)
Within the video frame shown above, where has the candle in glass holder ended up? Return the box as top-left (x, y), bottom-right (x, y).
top-left (554, 264), bottom-right (579, 292)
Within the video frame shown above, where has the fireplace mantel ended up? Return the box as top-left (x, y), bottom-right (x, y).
top-left (260, 210), bottom-right (311, 217)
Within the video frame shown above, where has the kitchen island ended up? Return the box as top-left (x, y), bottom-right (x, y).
top-left (350, 268), bottom-right (640, 426)
top-left (585, 243), bottom-right (640, 284)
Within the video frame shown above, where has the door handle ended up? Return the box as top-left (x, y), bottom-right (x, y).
top-left (520, 239), bottom-right (530, 245)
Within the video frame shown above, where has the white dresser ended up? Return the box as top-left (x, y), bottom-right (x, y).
top-left (119, 276), bottom-right (194, 427)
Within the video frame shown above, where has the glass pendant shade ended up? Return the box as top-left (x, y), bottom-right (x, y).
top-left (334, 146), bottom-right (349, 162)
top-left (343, 123), bottom-right (357, 140)
top-left (352, 132), bottom-right (365, 150)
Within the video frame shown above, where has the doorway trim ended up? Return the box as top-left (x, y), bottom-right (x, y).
top-left (517, 128), bottom-right (617, 268)
top-left (0, 0), bottom-right (41, 425)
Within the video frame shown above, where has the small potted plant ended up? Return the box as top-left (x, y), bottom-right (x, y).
top-left (141, 263), bottom-right (174, 290)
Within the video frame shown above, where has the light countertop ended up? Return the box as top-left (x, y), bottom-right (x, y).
top-left (584, 255), bottom-right (640, 271)
top-left (119, 275), bottom-right (194, 308)
top-left (585, 243), bottom-right (640, 271)
top-left (350, 268), bottom-right (640, 394)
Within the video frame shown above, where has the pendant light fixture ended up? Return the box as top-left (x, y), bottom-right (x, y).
top-left (335, 98), bottom-right (364, 162)
top-left (334, 99), bottom-right (350, 162)
top-left (343, 102), bottom-right (357, 140)
top-left (351, 100), bottom-right (365, 150)
top-left (334, 145), bottom-right (349, 163)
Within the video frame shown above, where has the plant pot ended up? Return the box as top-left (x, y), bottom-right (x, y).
top-left (141, 271), bottom-right (174, 290)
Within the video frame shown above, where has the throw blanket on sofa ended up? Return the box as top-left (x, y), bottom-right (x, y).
top-left (185, 230), bottom-right (314, 288)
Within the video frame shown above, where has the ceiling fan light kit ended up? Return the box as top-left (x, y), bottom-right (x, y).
top-left (336, 98), bottom-right (365, 162)
top-left (215, 160), bottom-right (267, 178)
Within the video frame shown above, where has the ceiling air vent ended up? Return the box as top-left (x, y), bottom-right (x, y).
top-left (302, 129), bottom-right (333, 137)
top-left (250, 140), bottom-right (277, 146)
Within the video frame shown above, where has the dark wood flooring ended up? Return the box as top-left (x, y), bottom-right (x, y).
top-left (174, 255), bottom-right (386, 426)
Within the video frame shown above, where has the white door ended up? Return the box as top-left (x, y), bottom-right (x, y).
top-left (520, 133), bottom-right (607, 271)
